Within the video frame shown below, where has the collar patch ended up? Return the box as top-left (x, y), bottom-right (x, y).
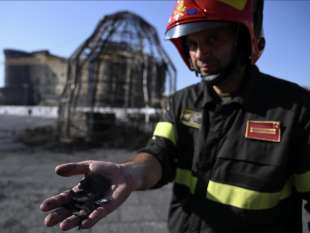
top-left (245, 121), bottom-right (281, 142)
top-left (181, 109), bottom-right (202, 129)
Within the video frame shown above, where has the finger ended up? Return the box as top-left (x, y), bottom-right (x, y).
top-left (44, 207), bottom-right (72, 227)
top-left (79, 206), bottom-right (111, 229)
top-left (40, 190), bottom-right (72, 212)
top-left (55, 161), bottom-right (93, 177)
top-left (80, 186), bottom-right (127, 229)
top-left (89, 161), bottom-right (116, 173)
top-left (59, 214), bottom-right (83, 231)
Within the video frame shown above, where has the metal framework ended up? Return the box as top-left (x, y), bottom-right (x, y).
top-left (58, 11), bottom-right (176, 142)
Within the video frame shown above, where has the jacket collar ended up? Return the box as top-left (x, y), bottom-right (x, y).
top-left (193, 65), bottom-right (261, 109)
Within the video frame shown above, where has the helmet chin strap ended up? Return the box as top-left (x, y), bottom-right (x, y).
top-left (199, 52), bottom-right (247, 87)
top-left (202, 73), bottom-right (221, 82)
top-left (199, 56), bottom-right (239, 85)
top-left (192, 53), bottom-right (240, 86)
top-left (191, 63), bottom-right (222, 84)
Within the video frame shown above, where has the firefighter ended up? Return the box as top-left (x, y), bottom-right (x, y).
top-left (40, 0), bottom-right (310, 232)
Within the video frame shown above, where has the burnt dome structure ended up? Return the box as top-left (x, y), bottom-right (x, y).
top-left (59, 11), bottom-right (176, 142)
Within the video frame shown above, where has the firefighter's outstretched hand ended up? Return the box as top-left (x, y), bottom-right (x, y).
top-left (40, 160), bottom-right (136, 231)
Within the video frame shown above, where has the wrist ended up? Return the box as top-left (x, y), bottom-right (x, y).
top-left (119, 153), bottom-right (162, 190)
top-left (118, 162), bottom-right (144, 191)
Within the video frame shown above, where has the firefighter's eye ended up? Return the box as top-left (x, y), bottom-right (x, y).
top-left (206, 35), bottom-right (218, 45)
top-left (186, 40), bottom-right (197, 51)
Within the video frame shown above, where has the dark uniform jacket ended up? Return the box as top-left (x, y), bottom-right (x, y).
top-left (140, 65), bottom-right (310, 233)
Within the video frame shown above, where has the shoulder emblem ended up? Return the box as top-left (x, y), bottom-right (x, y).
top-left (180, 109), bottom-right (202, 129)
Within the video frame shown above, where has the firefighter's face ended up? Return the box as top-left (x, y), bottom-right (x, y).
top-left (185, 26), bottom-right (237, 76)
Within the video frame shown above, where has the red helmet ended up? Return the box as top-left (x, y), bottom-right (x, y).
top-left (165, 0), bottom-right (265, 68)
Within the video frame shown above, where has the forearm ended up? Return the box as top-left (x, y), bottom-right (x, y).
top-left (120, 152), bottom-right (162, 190)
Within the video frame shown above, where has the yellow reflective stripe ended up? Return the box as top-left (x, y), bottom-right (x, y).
top-left (295, 170), bottom-right (310, 193)
top-left (207, 180), bottom-right (292, 210)
top-left (153, 122), bottom-right (176, 145)
top-left (219, 0), bottom-right (247, 10)
top-left (279, 180), bottom-right (292, 200)
top-left (174, 167), bottom-right (293, 209)
top-left (175, 168), bottom-right (197, 194)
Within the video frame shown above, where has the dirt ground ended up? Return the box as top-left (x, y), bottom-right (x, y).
top-left (0, 115), bottom-right (310, 233)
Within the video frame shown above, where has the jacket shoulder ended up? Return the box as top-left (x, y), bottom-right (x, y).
top-left (164, 82), bottom-right (202, 117)
top-left (173, 82), bottom-right (201, 96)
top-left (257, 70), bottom-right (310, 107)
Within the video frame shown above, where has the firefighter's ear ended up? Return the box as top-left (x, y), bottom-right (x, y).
top-left (258, 37), bottom-right (265, 52)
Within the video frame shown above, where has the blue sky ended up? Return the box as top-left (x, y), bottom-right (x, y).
top-left (0, 1), bottom-right (309, 90)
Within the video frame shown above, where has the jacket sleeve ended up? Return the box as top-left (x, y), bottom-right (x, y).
top-left (138, 96), bottom-right (179, 188)
top-left (294, 95), bottom-right (310, 200)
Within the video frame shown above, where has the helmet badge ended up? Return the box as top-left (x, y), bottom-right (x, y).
top-left (173, 0), bottom-right (186, 21)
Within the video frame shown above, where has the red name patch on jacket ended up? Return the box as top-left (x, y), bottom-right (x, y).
top-left (245, 121), bottom-right (281, 142)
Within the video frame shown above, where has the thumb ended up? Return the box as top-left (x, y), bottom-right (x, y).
top-left (55, 160), bottom-right (93, 177)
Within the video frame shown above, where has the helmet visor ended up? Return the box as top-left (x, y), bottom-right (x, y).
top-left (165, 21), bottom-right (232, 40)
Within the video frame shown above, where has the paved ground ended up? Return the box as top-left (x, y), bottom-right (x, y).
top-left (0, 115), bottom-right (171, 233)
top-left (0, 148), bottom-right (172, 233)
top-left (0, 115), bottom-right (309, 233)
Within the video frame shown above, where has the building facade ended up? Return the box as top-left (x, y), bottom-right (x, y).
top-left (1, 49), bottom-right (67, 105)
